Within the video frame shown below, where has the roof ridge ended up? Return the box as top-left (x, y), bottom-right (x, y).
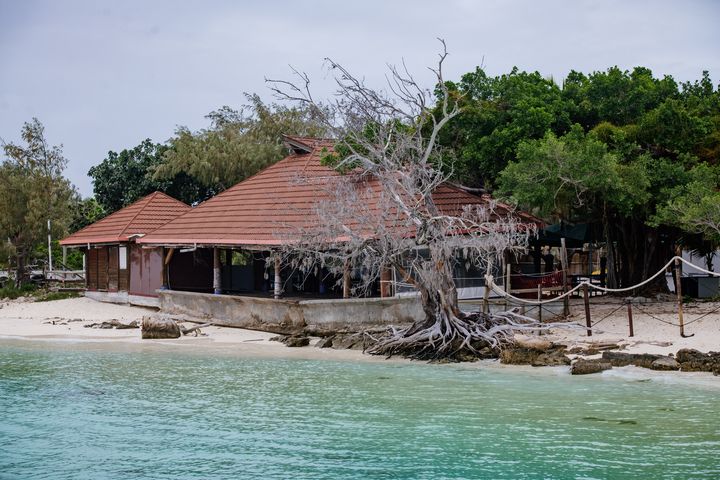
top-left (151, 190), bottom-right (191, 208)
top-left (119, 191), bottom-right (157, 236)
top-left (62, 191), bottom-right (152, 239)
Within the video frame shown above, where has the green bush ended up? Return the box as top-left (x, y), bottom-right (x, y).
top-left (0, 283), bottom-right (37, 300)
top-left (35, 291), bottom-right (81, 302)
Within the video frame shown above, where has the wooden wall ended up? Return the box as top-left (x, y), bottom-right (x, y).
top-left (85, 244), bottom-right (130, 292)
top-left (129, 245), bottom-right (163, 297)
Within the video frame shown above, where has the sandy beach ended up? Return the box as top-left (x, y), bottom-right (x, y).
top-left (0, 296), bottom-right (380, 362)
top-left (0, 296), bottom-right (718, 360)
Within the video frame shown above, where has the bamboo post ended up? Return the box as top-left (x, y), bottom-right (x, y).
top-left (583, 283), bottom-right (592, 336)
top-left (626, 301), bottom-right (634, 337)
top-left (560, 238), bottom-right (569, 317)
top-left (674, 256), bottom-right (686, 337)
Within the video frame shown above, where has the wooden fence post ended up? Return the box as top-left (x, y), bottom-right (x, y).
top-left (626, 301), bottom-right (634, 337)
top-left (537, 284), bottom-right (543, 325)
top-left (482, 278), bottom-right (490, 314)
top-left (583, 283), bottom-right (592, 337)
top-left (674, 256), bottom-right (686, 337)
top-left (560, 238), bottom-right (569, 317)
top-left (505, 264), bottom-right (511, 311)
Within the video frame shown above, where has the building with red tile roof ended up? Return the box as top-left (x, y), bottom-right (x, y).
top-left (138, 137), bottom-right (540, 249)
top-left (61, 191), bottom-right (190, 246)
top-left (60, 191), bottom-right (190, 305)
top-left (131, 137), bottom-right (542, 300)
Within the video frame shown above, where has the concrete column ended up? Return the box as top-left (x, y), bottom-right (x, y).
top-left (213, 248), bottom-right (222, 295)
top-left (273, 256), bottom-right (282, 299)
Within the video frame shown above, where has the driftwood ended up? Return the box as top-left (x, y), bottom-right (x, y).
top-left (180, 322), bottom-right (212, 336)
top-left (141, 316), bottom-right (181, 339)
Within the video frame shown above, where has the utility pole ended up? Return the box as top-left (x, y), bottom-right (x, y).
top-left (47, 219), bottom-right (53, 272)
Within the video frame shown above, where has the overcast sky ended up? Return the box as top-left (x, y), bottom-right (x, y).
top-left (1, 0), bottom-right (718, 196)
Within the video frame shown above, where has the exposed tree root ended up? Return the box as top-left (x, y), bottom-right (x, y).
top-left (366, 310), bottom-right (578, 361)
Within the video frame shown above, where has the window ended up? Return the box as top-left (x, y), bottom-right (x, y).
top-left (119, 246), bottom-right (127, 270)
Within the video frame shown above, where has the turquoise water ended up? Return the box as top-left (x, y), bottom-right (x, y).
top-left (0, 341), bottom-right (719, 480)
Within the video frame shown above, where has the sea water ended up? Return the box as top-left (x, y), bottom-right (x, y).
top-left (0, 340), bottom-right (718, 480)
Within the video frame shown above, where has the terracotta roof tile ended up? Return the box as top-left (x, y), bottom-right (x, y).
top-left (138, 140), bottom-right (541, 248)
top-left (60, 191), bottom-right (191, 246)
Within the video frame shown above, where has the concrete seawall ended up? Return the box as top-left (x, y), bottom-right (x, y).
top-left (157, 290), bottom-right (425, 335)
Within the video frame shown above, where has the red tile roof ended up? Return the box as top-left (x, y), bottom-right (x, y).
top-left (60, 191), bottom-right (191, 246)
top-left (138, 139), bottom-right (541, 248)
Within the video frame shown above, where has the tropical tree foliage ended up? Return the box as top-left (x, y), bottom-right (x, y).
top-left (0, 119), bottom-right (76, 283)
top-left (153, 94), bottom-right (328, 194)
top-left (436, 66), bottom-right (719, 289)
top-left (89, 95), bottom-right (328, 214)
top-left (88, 139), bottom-right (208, 212)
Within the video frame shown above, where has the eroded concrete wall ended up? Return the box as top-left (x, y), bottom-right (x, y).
top-left (157, 290), bottom-right (425, 334)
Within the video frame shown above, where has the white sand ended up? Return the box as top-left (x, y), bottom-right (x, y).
top-left (544, 298), bottom-right (720, 355)
top-left (0, 296), bottom-right (718, 359)
top-left (0, 296), bottom-right (378, 362)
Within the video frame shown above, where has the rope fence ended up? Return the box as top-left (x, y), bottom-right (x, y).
top-left (482, 255), bottom-right (720, 338)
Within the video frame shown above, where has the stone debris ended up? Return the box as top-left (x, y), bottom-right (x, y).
top-left (650, 356), bottom-right (679, 371)
top-left (571, 358), bottom-right (613, 375)
top-left (676, 349), bottom-right (720, 375)
top-left (270, 335), bottom-right (311, 347)
top-left (500, 338), bottom-right (570, 366)
top-left (84, 319), bottom-right (139, 330)
top-left (601, 351), bottom-right (664, 369)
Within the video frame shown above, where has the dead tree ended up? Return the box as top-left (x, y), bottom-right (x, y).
top-left (268, 41), bottom-right (567, 360)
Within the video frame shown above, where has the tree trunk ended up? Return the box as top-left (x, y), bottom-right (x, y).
top-left (605, 215), bottom-right (674, 293)
top-left (15, 250), bottom-right (29, 287)
top-left (141, 316), bottom-right (181, 339)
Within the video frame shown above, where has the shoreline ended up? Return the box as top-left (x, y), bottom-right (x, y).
top-left (1, 296), bottom-right (719, 381)
top-left (3, 335), bottom-right (720, 392)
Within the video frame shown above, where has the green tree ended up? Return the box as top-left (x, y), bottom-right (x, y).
top-left (436, 67), bottom-right (571, 187)
top-left (89, 139), bottom-right (208, 213)
top-left (0, 119), bottom-right (76, 284)
top-left (153, 94), bottom-right (328, 193)
top-left (436, 64), bottom-right (719, 289)
top-left (69, 196), bottom-right (106, 232)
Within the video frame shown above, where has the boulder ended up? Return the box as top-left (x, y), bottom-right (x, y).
top-left (501, 338), bottom-right (569, 366)
top-left (315, 336), bottom-right (334, 349)
top-left (650, 356), bottom-right (679, 371)
top-left (676, 349), bottom-right (720, 375)
top-left (572, 358), bottom-right (612, 375)
top-left (141, 316), bottom-right (181, 339)
top-left (283, 336), bottom-right (310, 348)
top-left (601, 351), bottom-right (662, 369)
top-left (532, 351), bottom-right (571, 367)
top-left (331, 333), bottom-right (364, 350)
